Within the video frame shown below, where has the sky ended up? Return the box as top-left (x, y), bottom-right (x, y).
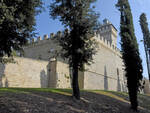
top-left (35, 0), bottom-right (150, 79)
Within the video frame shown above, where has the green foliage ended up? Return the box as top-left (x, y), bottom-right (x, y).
top-left (140, 13), bottom-right (150, 48)
top-left (50, 0), bottom-right (99, 70)
top-left (64, 74), bottom-right (70, 79)
top-left (116, 0), bottom-right (143, 111)
top-left (50, 0), bottom-right (99, 99)
top-left (0, 0), bottom-right (43, 58)
top-left (0, 57), bottom-right (16, 64)
top-left (11, 50), bottom-right (17, 57)
top-left (139, 13), bottom-right (150, 81)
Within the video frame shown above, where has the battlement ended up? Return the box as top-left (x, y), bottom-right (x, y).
top-left (25, 19), bottom-right (121, 56)
top-left (94, 32), bottom-right (121, 56)
top-left (28, 32), bottom-right (57, 43)
top-left (25, 31), bottom-right (62, 48)
top-left (25, 30), bottom-right (121, 56)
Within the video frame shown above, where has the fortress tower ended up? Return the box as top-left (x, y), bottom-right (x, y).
top-left (98, 19), bottom-right (117, 47)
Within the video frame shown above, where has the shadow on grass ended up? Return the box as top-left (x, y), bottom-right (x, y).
top-left (0, 88), bottom-right (149, 113)
top-left (102, 90), bottom-right (150, 111)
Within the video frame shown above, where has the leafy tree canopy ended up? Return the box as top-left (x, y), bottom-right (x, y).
top-left (140, 13), bottom-right (150, 48)
top-left (50, 0), bottom-right (99, 70)
top-left (50, 0), bottom-right (99, 99)
top-left (0, 0), bottom-right (43, 57)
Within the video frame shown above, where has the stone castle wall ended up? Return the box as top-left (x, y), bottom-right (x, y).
top-left (0, 57), bottom-right (72, 88)
top-left (23, 31), bottom-right (121, 61)
top-left (0, 20), bottom-right (129, 92)
top-left (84, 35), bottom-right (126, 91)
top-left (56, 61), bottom-right (71, 88)
top-left (143, 78), bottom-right (150, 94)
top-left (21, 27), bottom-right (126, 91)
top-left (0, 57), bottom-right (49, 88)
top-left (23, 35), bottom-right (61, 61)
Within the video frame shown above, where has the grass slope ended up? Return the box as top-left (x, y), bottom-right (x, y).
top-left (0, 88), bottom-right (149, 113)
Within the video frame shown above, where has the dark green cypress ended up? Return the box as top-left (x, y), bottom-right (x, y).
top-left (140, 13), bottom-right (150, 82)
top-left (116, 0), bottom-right (143, 111)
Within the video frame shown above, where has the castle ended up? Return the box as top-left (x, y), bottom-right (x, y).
top-left (0, 19), bottom-right (127, 92)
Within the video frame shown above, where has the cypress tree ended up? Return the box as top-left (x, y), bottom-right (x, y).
top-left (116, 0), bottom-right (143, 111)
top-left (49, 0), bottom-right (99, 99)
top-left (140, 13), bottom-right (150, 81)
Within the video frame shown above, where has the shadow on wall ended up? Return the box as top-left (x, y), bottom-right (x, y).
top-left (143, 79), bottom-right (150, 94)
top-left (104, 66), bottom-right (108, 90)
top-left (122, 83), bottom-right (125, 92)
top-left (5, 78), bottom-right (9, 87)
top-left (117, 74), bottom-right (121, 91)
top-left (69, 67), bottom-right (73, 88)
top-left (0, 63), bottom-right (8, 87)
top-left (47, 62), bottom-right (50, 88)
top-left (46, 60), bottom-right (57, 88)
top-left (40, 70), bottom-right (48, 88)
top-left (40, 60), bottom-right (57, 88)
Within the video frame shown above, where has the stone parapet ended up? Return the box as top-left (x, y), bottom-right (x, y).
top-left (25, 31), bottom-right (121, 57)
top-left (94, 33), bottom-right (121, 57)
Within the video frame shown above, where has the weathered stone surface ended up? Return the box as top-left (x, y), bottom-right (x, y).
top-left (0, 57), bottom-right (49, 88)
top-left (143, 78), bottom-right (150, 94)
top-left (0, 20), bottom-right (130, 92)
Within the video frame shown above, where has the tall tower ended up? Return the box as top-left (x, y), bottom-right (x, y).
top-left (98, 19), bottom-right (118, 47)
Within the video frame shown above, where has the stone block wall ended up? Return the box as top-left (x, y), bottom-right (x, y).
top-left (56, 61), bottom-right (71, 88)
top-left (0, 57), bottom-right (49, 88)
top-left (84, 39), bottom-right (126, 91)
top-left (143, 78), bottom-right (150, 94)
top-left (0, 20), bottom-right (128, 91)
top-left (23, 38), bottom-right (61, 61)
top-left (0, 57), bottom-right (83, 89)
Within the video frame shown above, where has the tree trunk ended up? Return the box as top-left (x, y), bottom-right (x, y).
top-left (128, 81), bottom-right (138, 111)
top-left (144, 43), bottom-right (150, 82)
top-left (129, 90), bottom-right (138, 111)
top-left (148, 50), bottom-right (150, 82)
top-left (72, 63), bottom-right (80, 100)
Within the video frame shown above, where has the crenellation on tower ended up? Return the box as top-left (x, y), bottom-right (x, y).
top-left (31, 38), bottom-right (35, 43)
top-left (44, 34), bottom-right (49, 40)
top-left (50, 33), bottom-right (55, 38)
top-left (65, 28), bottom-right (69, 33)
top-left (37, 36), bottom-right (42, 41)
top-left (95, 30), bottom-right (120, 56)
top-left (56, 31), bottom-right (62, 38)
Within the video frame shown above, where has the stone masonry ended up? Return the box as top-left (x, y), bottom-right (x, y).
top-left (0, 19), bottom-right (136, 92)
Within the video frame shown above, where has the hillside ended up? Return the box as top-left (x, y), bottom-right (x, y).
top-left (0, 88), bottom-right (149, 113)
